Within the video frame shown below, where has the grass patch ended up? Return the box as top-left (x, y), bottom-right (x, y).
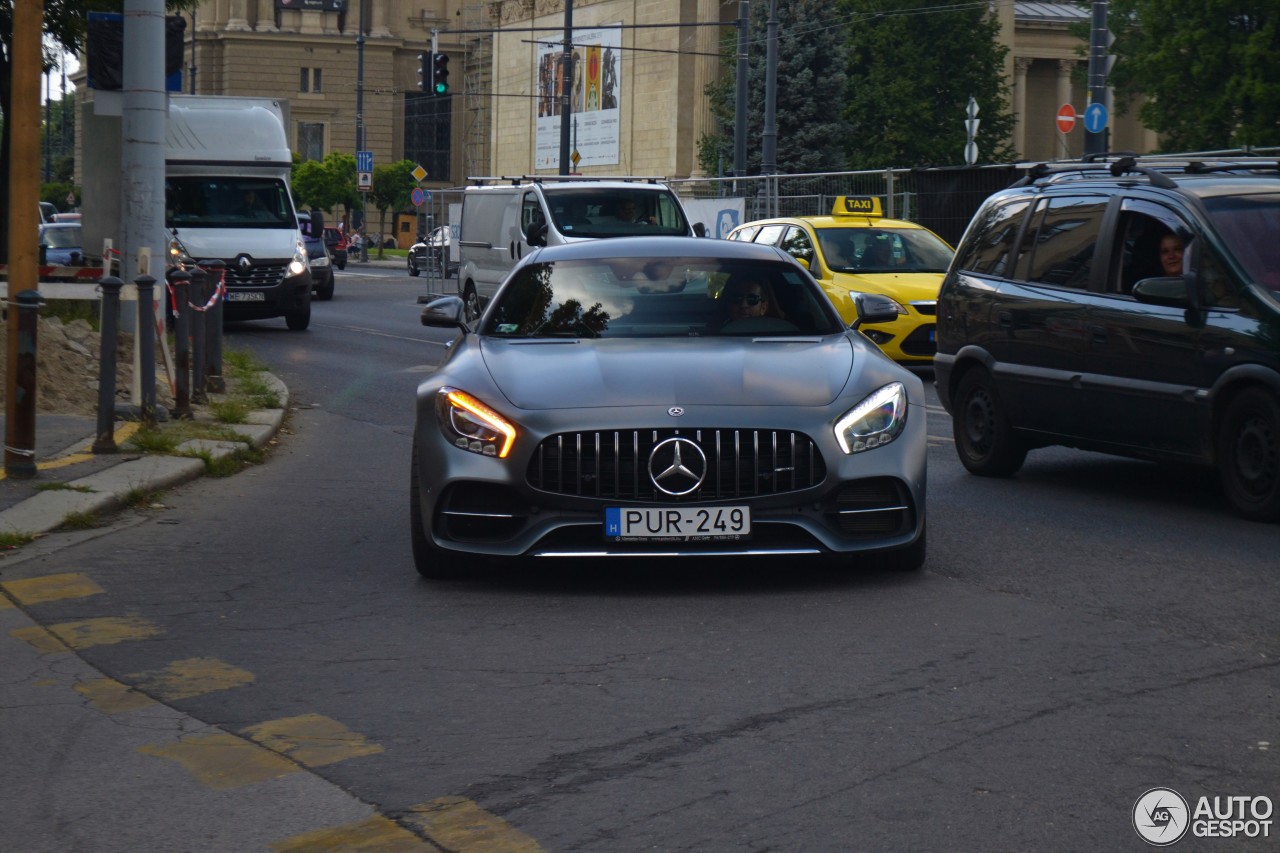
top-left (127, 427), bottom-right (181, 454)
top-left (0, 530), bottom-right (35, 549)
top-left (44, 299), bottom-right (102, 330)
top-left (123, 486), bottom-right (158, 508)
top-left (209, 399), bottom-right (251, 424)
top-left (182, 444), bottom-right (264, 477)
top-left (60, 510), bottom-right (101, 530)
top-left (35, 482), bottom-right (96, 494)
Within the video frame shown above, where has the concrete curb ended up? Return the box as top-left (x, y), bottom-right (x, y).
top-left (0, 372), bottom-right (289, 538)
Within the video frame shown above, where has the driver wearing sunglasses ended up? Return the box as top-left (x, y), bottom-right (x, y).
top-left (718, 274), bottom-right (786, 328)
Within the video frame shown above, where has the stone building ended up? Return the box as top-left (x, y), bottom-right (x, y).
top-left (84, 0), bottom-right (1157, 190)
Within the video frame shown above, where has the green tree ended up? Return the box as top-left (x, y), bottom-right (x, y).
top-left (699, 0), bottom-right (853, 176)
top-left (368, 160), bottom-right (417, 258)
top-left (839, 0), bottom-right (1016, 168)
top-left (291, 150), bottom-right (358, 228)
top-left (1104, 0), bottom-right (1280, 150)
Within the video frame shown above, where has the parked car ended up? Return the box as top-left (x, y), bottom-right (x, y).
top-left (935, 155), bottom-right (1280, 521)
top-left (298, 213), bottom-right (334, 301)
top-left (37, 222), bottom-right (84, 267)
top-left (408, 225), bottom-right (451, 277)
top-left (411, 236), bottom-right (928, 578)
top-left (728, 196), bottom-right (954, 365)
top-left (323, 226), bottom-right (348, 270)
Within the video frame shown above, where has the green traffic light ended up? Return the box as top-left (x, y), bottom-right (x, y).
top-left (435, 82), bottom-right (448, 95)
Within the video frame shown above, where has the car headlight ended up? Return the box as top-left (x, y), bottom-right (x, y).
top-left (848, 292), bottom-right (907, 315)
top-left (436, 387), bottom-right (517, 458)
top-left (289, 237), bottom-right (308, 277)
top-left (835, 382), bottom-right (907, 454)
top-left (310, 254), bottom-right (330, 268)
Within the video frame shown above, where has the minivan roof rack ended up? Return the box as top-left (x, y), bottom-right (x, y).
top-left (1010, 154), bottom-right (1280, 189)
top-left (467, 175), bottom-right (669, 187)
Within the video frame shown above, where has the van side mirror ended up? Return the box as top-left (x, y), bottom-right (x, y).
top-left (693, 222), bottom-right (706, 238)
top-left (527, 221), bottom-right (547, 247)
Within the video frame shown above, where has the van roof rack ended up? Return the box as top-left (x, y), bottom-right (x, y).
top-left (1011, 154), bottom-right (1280, 189)
top-left (468, 175), bottom-right (669, 187)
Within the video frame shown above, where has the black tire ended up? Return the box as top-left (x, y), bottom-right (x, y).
top-left (1217, 387), bottom-right (1280, 522)
top-left (463, 284), bottom-right (480, 324)
top-left (952, 368), bottom-right (1027, 477)
top-left (285, 299), bottom-right (311, 331)
top-left (407, 256), bottom-right (420, 277)
top-left (410, 446), bottom-right (464, 578)
top-left (314, 275), bottom-right (334, 301)
top-left (867, 525), bottom-right (927, 572)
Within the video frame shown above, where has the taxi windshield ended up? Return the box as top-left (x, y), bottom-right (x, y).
top-left (1204, 193), bottom-right (1280, 292)
top-left (817, 227), bottom-right (953, 274)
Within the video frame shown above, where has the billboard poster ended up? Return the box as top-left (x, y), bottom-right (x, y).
top-left (535, 25), bottom-right (620, 170)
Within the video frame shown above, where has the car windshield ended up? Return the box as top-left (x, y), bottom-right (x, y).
top-left (817, 227), bottom-right (953, 274)
top-left (166, 177), bottom-right (295, 229)
top-left (544, 188), bottom-right (690, 238)
top-left (482, 257), bottom-right (842, 339)
top-left (40, 226), bottom-right (81, 249)
top-left (1204, 193), bottom-right (1280, 292)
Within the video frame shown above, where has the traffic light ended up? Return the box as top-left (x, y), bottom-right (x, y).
top-left (432, 52), bottom-right (450, 96)
top-left (417, 52), bottom-right (430, 92)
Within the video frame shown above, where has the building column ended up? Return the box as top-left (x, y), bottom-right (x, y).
top-left (255, 0), bottom-right (278, 32)
top-left (1057, 60), bottom-right (1076, 158)
top-left (689, 0), bottom-right (718, 177)
top-left (1013, 57), bottom-right (1032, 159)
top-left (226, 0), bottom-right (251, 32)
top-left (370, 0), bottom-right (392, 38)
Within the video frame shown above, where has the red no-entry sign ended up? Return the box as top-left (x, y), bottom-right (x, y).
top-left (1056, 104), bottom-right (1076, 134)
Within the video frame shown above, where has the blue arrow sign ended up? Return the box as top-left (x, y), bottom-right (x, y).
top-left (357, 150), bottom-right (374, 172)
top-left (1083, 102), bottom-right (1109, 134)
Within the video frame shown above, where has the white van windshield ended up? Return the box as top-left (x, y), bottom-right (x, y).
top-left (166, 177), bottom-right (295, 229)
top-left (543, 187), bottom-right (690, 238)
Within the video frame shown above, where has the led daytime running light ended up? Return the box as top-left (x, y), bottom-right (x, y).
top-left (446, 389), bottom-right (516, 458)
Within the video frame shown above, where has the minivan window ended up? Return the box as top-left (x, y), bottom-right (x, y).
top-left (1204, 194), bottom-right (1280, 292)
top-left (954, 198), bottom-right (1029, 277)
top-left (1022, 196), bottom-right (1107, 289)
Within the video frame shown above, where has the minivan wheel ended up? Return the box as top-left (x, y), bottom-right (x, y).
top-left (1217, 388), bottom-right (1280, 522)
top-left (953, 369), bottom-right (1027, 477)
top-left (285, 299), bottom-right (311, 331)
top-left (463, 284), bottom-right (480, 323)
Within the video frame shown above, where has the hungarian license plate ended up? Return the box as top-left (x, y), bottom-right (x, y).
top-left (605, 506), bottom-right (751, 542)
top-left (226, 291), bottom-right (265, 302)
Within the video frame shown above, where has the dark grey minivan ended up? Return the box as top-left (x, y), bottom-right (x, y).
top-left (935, 157), bottom-right (1280, 521)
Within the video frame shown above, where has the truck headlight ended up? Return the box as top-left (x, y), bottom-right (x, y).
top-left (835, 382), bottom-right (907, 454)
top-left (289, 237), bottom-right (307, 277)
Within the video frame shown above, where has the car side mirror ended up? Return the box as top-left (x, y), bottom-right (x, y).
top-left (1132, 275), bottom-right (1191, 308)
top-left (420, 295), bottom-right (470, 331)
top-left (793, 256), bottom-right (811, 271)
top-left (851, 293), bottom-right (900, 329)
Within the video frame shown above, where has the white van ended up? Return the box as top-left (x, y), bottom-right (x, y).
top-left (456, 177), bottom-right (696, 321)
top-left (164, 95), bottom-right (311, 331)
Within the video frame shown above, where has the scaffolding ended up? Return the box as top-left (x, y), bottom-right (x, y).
top-left (462, 1), bottom-right (493, 178)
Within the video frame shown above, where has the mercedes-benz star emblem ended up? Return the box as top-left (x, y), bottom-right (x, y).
top-left (648, 437), bottom-right (707, 496)
top-left (668, 407), bottom-right (684, 417)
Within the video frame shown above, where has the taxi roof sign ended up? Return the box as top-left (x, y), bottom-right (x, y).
top-left (833, 196), bottom-right (883, 218)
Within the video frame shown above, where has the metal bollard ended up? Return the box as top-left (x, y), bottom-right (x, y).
top-left (93, 278), bottom-right (124, 454)
top-left (191, 266), bottom-right (208, 404)
top-left (202, 260), bottom-right (226, 393)
top-left (169, 270), bottom-right (193, 420)
top-left (5, 290), bottom-right (42, 477)
top-left (135, 275), bottom-right (158, 428)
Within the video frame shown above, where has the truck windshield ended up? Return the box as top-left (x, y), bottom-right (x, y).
top-left (544, 187), bottom-right (690, 239)
top-left (166, 177), bottom-right (295, 229)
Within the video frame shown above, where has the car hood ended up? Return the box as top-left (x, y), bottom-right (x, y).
top-left (827, 271), bottom-right (942, 302)
top-left (478, 336), bottom-right (855, 410)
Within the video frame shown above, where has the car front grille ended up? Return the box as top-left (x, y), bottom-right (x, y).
top-left (529, 428), bottom-right (827, 501)
top-left (224, 261), bottom-right (289, 289)
top-left (900, 324), bottom-right (937, 356)
top-left (829, 478), bottom-right (914, 536)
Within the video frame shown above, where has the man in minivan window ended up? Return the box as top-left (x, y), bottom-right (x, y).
top-left (1159, 232), bottom-right (1185, 276)
top-left (614, 199), bottom-right (653, 224)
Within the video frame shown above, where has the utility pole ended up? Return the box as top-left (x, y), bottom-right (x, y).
top-left (355, 0), bottom-right (366, 229)
top-left (761, 0), bottom-right (778, 216)
top-left (559, 0), bottom-right (574, 175)
top-left (733, 0), bottom-right (748, 190)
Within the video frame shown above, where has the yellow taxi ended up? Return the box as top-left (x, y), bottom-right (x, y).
top-left (727, 196), bottom-right (953, 364)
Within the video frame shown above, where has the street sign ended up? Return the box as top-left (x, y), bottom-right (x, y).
top-left (411, 188), bottom-right (425, 207)
top-left (357, 171), bottom-right (372, 191)
top-left (411, 164), bottom-right (428, 182)
top-left (571, 150), bottom-right (581, 167)
top-left (357, 150), bottom-right (374, 172)
top-left (1083, 102), bottom-right (1108, 134)
top-left (1056, 104), bottom-right (1076, 134)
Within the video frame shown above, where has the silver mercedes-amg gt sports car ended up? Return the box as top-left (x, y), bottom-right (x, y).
top-left (412, 237), bottom-right (927, 576)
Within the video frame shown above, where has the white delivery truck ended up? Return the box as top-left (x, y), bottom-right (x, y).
top-left (165, 95), bottom-right (312, 330)
top-left (456, 176), bottom-right (697, 321)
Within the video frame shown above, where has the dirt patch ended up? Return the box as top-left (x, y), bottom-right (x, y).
top-left (0, 317), bottom-right (175, 417)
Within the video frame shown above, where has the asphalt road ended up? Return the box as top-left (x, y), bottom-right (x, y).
top-left (5, 268), bottom-right (1276, 852)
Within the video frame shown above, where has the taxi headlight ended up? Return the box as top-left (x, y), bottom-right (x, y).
top-left (436, 387), bottom-right (517, 458)
top-left (835, 382), bottom-right (907, 454)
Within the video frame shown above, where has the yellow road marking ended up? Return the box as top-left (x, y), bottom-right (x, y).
top-left (127, 657), bottom-right (255, 701)
top-left (240, 713), bottom-right (385, 768)
top-left (1, 572), bottom-right (104, 605)
top-left (272, 815), bottom-right (433, 852)
top-left (0, 422), bottom-right (141, 481)
top-left (0, 596), bottom-right (13, 610)
top-left (74, 677), bottom-right (158, 713)
top-left (403, 797), bottom-right (547, 853)
top-left (138, 732), bottom-right (300, 790)
top-left (11, 615), bottom-right (161, 653)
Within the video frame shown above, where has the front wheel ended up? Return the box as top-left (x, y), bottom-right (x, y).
top-left (407, 256), bottom-right (420, 277)
top-left (952, 368), bottom-right (1027, 477)
top-left (463, 284), bottom-right (480, 324)
top-left (1217, 388), bottom-right (1280, 522)
top-left (285, 299), bottom-right (311, 331)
